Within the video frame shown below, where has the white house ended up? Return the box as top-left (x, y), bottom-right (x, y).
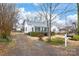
top-left (24, 21), bottom-right (48, 33)
top-left (23, 20), bottom-right (59, 33)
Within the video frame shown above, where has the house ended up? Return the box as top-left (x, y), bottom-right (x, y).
top-left (51, 26), bottom-right (59, 33)
top-left (23, 20), bottom-right (60, 33)
top-left (15, 19), bottom-right (59, 33)
top-left (24, 20), bottom-right (48, 33)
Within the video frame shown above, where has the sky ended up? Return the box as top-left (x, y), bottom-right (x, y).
top-left (16, 3), bottom-right (77, 13)
top-left (16, 3), bottom-right (77, 27)
top-left (16, 3), bottom-right (77, 19)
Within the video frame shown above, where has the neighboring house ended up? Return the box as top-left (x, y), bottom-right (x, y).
top-left (59, 28), bottom-right (67, 33)
top-left (58, 25), bottom-right (75, 33)
top-left (51, 26), bottom-right (59, 33)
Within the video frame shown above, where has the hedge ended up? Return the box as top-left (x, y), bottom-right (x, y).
top-left (70, 35), bottom-right (79, 41)
top-left (27, 32), bottom-right (55, 37)
top-left (27, 32), bottom-right (44, 37)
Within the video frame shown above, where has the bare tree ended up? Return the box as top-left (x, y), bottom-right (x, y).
top-left (38, 3), bottom-right (76, 40)
top-left (0, 3), bottom-right (16, 38)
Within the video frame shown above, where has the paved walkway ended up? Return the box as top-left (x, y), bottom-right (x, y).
top-left (5, 33), bottom-right (77, 56)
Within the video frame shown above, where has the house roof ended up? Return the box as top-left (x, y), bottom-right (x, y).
top-left (25, 20), bottom-right (47, 27)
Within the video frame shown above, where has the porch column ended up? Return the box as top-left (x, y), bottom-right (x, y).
top-left (34, 27), bottom-right (35, 32)
top-left (40, 27), bottom-right (42, 32)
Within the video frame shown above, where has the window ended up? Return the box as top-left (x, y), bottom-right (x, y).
top-left (38, 27), bottom-right (40, 32)
top-left (43, 27), bottom-right (46, 32)
top-left (32, 27), bottom-right (33, 32)
top-left (35, 27), bottom-right (40, 32)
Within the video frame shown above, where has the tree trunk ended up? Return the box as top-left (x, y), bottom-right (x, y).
top-left (77, 3), bottom-right (79, 34)
top-left (48, 20), bottom-right (51, 40)
top-left (48, 4), bottom-right (52, 40)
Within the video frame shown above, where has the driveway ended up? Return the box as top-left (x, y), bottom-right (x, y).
top-left (3, 33), bottom-right (78, 56)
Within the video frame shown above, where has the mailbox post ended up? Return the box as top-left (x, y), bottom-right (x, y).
top-left (64, 33), bottom-right (68, 47)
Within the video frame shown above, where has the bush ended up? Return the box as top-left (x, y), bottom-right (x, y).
top-left (38, 34), bottom-right (44, 41)
top-left (51, 32), bottom-right (55, 36)
top-left (0, 36), bottom-right (11, 43)
top-left (70, 35), bottom-right (79, 41)
top-left (43, 32), bottom-right (48, 36)
top-left (47, 38), bottom-right (64, 45)
top-left (27, 32), bottom-right (44, 37)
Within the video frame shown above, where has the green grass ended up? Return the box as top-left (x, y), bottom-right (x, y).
top-left (0, 37), bottom-right (12, 44)
top-left (47, 37), bottom-right (65, 45)
top-left (70, 34), bottom-right (79, 41)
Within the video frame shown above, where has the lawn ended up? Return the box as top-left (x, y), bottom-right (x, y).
top-left (46, 37), bottom-right (65, 45)
top-left (0, 37), bottom-right (12, 45)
